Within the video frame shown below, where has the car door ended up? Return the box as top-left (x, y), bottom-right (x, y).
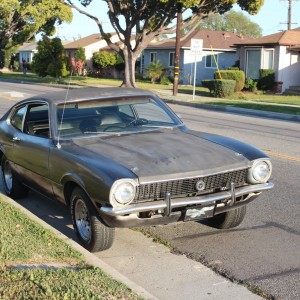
top-left (9, 101), bottom-right (54, 197)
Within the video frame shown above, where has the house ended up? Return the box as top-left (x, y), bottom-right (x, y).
top-left (141, 30), bottom-right (248, 85)
top-left (64, 33), bottom-right (120, 71)
top-left (235, 28), bottom-right (300, 93)
top-left (17, 42), bottom-right (38, 65)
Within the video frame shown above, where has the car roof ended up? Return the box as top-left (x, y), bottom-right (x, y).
top-left (25, 87), bottom-right (157, 105)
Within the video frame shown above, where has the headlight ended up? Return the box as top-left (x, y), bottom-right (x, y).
top-left (110, 179), bottom-right (137, 206)
top-left (247, 159), bottom-right (272, 184)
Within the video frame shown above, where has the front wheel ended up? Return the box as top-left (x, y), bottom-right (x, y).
top-left (203, 206), bottom-right (247, 229)
top-left (70, 187), bottom-right (115, 252)
top-left (1, 155), bottom-right (28, 199)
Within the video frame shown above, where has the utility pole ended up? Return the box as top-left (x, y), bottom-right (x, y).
top-left (288, 0), bottom-right (292, 29)
top-left (281, 0), bottom-right (298, 30)
top-left (173, 4), bottom-right (182, 96)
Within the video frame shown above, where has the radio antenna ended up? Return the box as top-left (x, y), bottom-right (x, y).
top-left (57, 70), bottom-right (73, 149)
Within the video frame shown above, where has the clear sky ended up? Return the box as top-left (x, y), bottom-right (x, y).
top-left (55, 0), bottom-right (300, 41)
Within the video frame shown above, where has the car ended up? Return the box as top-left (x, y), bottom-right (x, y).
top-left (0, 87), bottom-right (274, 252)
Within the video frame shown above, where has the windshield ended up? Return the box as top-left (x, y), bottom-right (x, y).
top-left (56, 97), bottom-right (181, 138)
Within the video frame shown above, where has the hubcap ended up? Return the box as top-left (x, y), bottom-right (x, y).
top-left (3, 161), bottom-right (12, 192)
top-left (74, 198), bottom-right (91, 242)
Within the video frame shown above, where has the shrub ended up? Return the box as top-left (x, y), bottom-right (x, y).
top-left (214, 70), bottom-right (245, 92)
top-left (257, 69), bottom-right (275, 91)
top-left (244, 77), bottom-right (257, 91)
top-left (160, 75), bottom-right (171, 85)
top-left (202, 79), bottom-right (236, 98)
top-left (146, 61), bottom-right (164, 83)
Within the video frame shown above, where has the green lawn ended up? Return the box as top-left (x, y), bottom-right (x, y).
top-left (0, 198), bottom-right (142, 300)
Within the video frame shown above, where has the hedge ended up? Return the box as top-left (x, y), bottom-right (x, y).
top-left (257, 69), bottom-right (275, 91)
top-left (202, 79), bottom-right (236, 98)
top-left (214, 70), bottom-right (245, 92)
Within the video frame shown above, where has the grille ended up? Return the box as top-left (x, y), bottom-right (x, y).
top-left (134, 169), bottom-right (248, 202)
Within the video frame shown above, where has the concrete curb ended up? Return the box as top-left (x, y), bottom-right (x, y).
top-left (0, 193), bottom-right (158, 300)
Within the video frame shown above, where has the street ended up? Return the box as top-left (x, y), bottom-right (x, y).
top-left (0, 81), bottom-right (299, 299)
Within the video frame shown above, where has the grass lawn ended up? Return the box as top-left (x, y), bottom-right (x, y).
top-left (0, 198), bottom-right (142, 300)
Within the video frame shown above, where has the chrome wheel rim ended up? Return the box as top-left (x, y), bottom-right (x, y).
top-left (74, 198), bottom-right (91, 242)
top-left (3, 161), bottom-right (12, 192)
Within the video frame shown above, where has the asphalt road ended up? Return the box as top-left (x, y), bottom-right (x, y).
top-left (0, 81), bottom-right (299, 300)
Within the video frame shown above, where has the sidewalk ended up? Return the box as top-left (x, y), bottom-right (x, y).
top-left (1, 194), bottom-right (263, 300)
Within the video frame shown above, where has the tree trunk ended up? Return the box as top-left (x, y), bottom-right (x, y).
top-left (122, 47), bottom-right (137, 88)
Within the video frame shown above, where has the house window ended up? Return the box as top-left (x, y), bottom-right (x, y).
top-left (263, 49), bottom-right (274, 69)
top-left (169, 52), bottom-right (175, 67)
top-left (246, 49), bottom-right (261, 79)
top-left (206, 54), bottom-right (218, 68)
top-left (150, 52), bottom-right (157, 63)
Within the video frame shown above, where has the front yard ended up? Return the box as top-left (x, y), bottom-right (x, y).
top-left (0, 198), bottom-right (142, 300)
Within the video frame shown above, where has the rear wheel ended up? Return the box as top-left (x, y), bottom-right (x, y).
top-left (204, 206), bottom-right (246, 229)
top-left (1, 155), bottom-right (28, 199)
top-left (70, 187), bottom-right (115, 252)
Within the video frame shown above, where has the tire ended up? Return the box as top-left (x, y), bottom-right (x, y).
top-left (70, 187), bottom-right (115, 252)
top-left (204, 206), bottom-right (247, 229)
top-left (1, 155), bottom-right (28, 199)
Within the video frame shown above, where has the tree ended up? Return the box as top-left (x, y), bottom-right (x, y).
top-left (0, 0), bottom-right (72, 68)
top-left (65, 0), bottom-right (265, 87)
top-left (32, 36), bottom-right (69, 78)
top-left (196, 10), bottom-right (262, 38)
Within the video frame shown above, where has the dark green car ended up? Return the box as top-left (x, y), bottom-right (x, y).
top-left (0, 87), bottom-right (274, 252)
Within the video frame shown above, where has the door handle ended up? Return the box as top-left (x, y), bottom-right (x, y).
top-left (12, 136), bottom-right (20, 142)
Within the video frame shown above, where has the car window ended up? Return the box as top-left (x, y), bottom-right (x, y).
top-left (133, 102), bottom-right (174, 123)
top-left (57, 97), bottom-right (181, 138)
top-left (24, 103), bottom-right (50, 138)
top-left (10, 105), bottom-right (27, 131)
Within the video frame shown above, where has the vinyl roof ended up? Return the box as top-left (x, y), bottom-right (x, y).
top-left (26, 87), bottom-right (156, 104)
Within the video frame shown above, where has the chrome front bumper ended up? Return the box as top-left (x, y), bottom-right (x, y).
top-left (100, 182), bottom-right (274, 227)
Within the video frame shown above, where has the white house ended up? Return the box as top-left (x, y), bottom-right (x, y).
top-left (235, 28), bottom-right (300, 93)
top-left (17, 42), bottom-right (38, 64)
top-left (64, 33), bottom-right (120, 70)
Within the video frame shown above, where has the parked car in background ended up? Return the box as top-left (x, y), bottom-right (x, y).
top-left (0, 87), bottom-right (274, 252)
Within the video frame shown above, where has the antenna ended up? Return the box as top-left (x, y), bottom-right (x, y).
top-left (56, 70), bottom-right (73, 149)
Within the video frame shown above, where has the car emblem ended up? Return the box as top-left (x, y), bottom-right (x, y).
top-left (195, 180), bottom-right (205, 191)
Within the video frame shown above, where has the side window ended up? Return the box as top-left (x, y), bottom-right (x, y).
top-left (134, 102), bottom-right (174, 123)
top-left (11, 106), bottom-right (27, 131)
top-left (24, 103), bottom-right (50, 138)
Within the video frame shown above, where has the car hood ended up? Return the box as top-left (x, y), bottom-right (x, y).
top-left (72, 128), bottom-right (250, 183)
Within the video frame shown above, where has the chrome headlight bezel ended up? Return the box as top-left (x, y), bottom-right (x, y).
top-left (109, 179), bottom-right (138, 207)
top-left (247, 159), bottom-right (272, 184)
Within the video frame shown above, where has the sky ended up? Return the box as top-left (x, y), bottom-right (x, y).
top-left (54, 0), bottom-right (300, 41)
